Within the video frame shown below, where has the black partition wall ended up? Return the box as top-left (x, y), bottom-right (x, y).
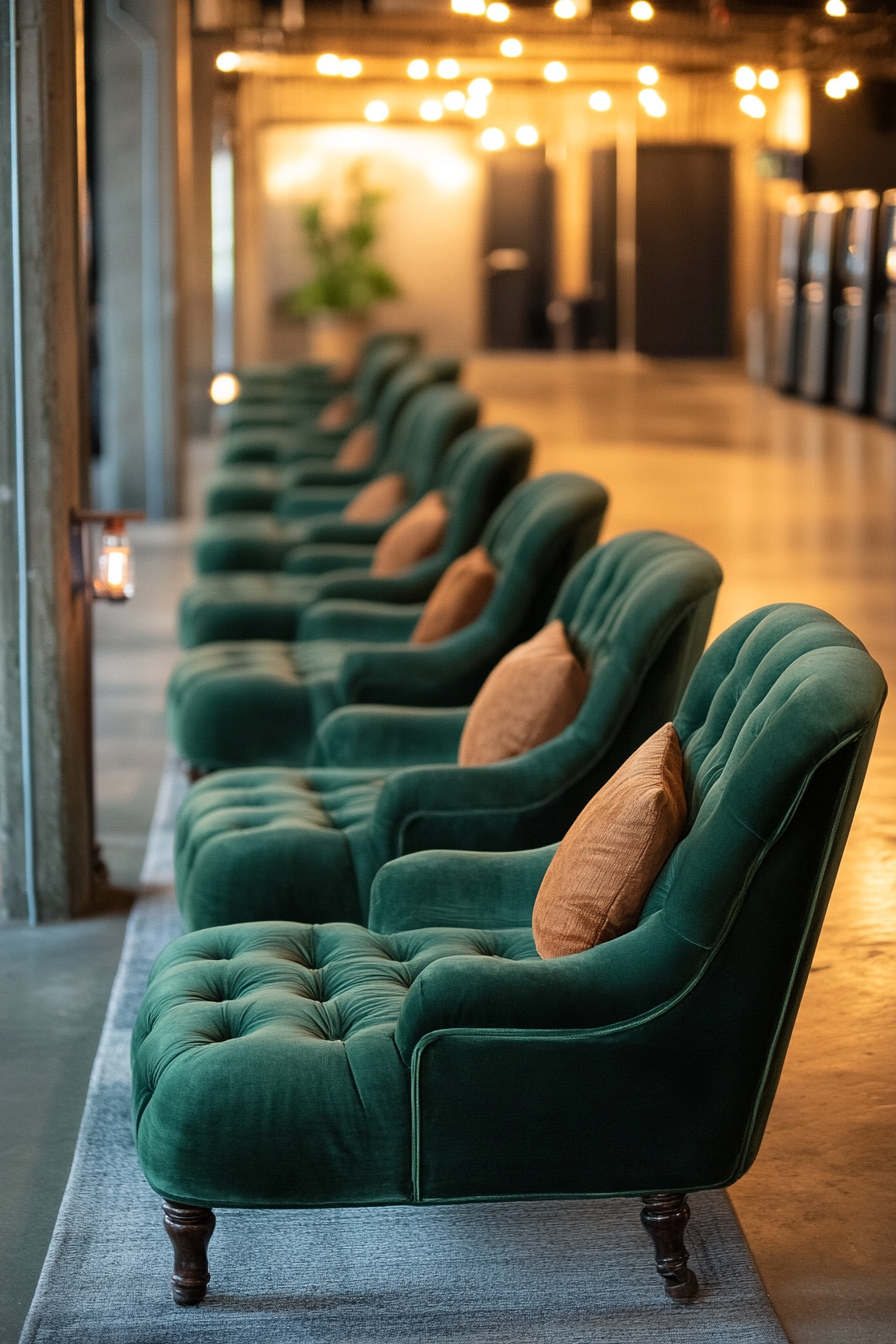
top-left (635, 144), bottom-right (732, 358)
top-left (484, 149), bottom-right (554, 349)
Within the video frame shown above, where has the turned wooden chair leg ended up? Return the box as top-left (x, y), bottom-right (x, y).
top-left (640, 1192), bottom-right (699, 1301)
top-left (162, 1200), bottom-right (216, 1305)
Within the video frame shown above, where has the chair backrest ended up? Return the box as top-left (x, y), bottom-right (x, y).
top-left (351, 338), bottom-right (419, 419)
top-left (615, 604), bottom-right (885, 1185)
top-left (368, 358), bottom-right (461, 472)
top-left (437, 425), bottom-right (534, 556)
top-left (380, 384), bottom-right (480, 501)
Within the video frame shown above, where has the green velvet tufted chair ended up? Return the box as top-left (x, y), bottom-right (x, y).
top-left (194, 382), bottom-right (480, 574)
top-left (220, 334), bottom-right (419, 463)
top-left (167, 472), bottom-right (608, 772)
top-left (179, 425), bottom-right (534, 647)
top-left (206, 356), bottom-right (461, 517)
top-left (132, 603), bottom-right (885, 1307)
top-left (173, 531), bottom-right (722, 931)
top-left (232, 331), bottom-right (421, 411)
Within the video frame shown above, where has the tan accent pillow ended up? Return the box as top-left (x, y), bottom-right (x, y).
top-left (370, 491), bottom-right (450, 577)
top-left (342, 472), bottom-right (407, 523)
top-left (458, 620), bottom-right (588, 767)
top-left (532, 722), bottom-right (687, 959)
top-left (316, 393), bottom-right (358, 430)
top-left (333, 420), bottom-right (377, 471)
top-left (410, 545), bottom-right (497, 645)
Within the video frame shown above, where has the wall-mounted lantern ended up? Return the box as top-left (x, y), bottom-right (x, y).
top-left (71, 509), bottom-right (145, 602)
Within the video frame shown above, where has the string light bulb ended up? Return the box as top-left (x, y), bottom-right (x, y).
top-left (734, 66), bottom-right (757, 90)
top-left (825, 77), bottom-right (846, 98)
top-left (516, 124), bottom-right (539, 145)
top-left (758, 69), bottom-right (778, 89)
top-left (216, 51), bottom-right (240, 72)
top-left (340, 59), bottom-right (362, 78)
top-left (554, 0), bottom-right (577, 16)
top-left (840, 70), bottom-right (859, 90)
top-left (589, 90), bottom-right (612, 111)
top-left (481, 127), bottom-right (506, 150)
top-left (501, 38), bottom-right (523, 56)
top-left (408, 59), bottom-right (429, 79)
top-left (631, 1), bottom-right (654, 19)
top-left (420, 99), bottom-right (443, 120)
top-left (638, 88), bottom-right (666, 117)
top-left (544, 61), bottom-right (567, 82)
top-left (465, 96), bottom-right (489, 118)
top-left (486, 2), bottom-right (510, 19)
top-left (365, 100), bottom-right (389, 122)
top-left (444, 90), bottom-right (466, 110)
top-left (739, 93), bottom-right (766, 117)
top-left (316, 53), bottom-right (341, 76)
top-left (638, 65), bottom-right (659, 85)
top-left (437, 58), bottom-right (460, 78)
top-left (825, 0), bottom-right (847, 15)
top-left (210, 372), bottom-right (240, 404)
top-left (468, 77), bottom-right (493, 97)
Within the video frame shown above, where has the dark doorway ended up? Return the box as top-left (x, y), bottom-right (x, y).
top-left (588, 147), bottom-right (617, 349)
top-left (484, 149), bottom-right (554, 349)
top-left (636, 144), bottom-right (732, 357)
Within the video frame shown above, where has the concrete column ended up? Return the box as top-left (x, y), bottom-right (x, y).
top-left (615, 88), bottom-right (638, 355)
top-left (0, 0), bottom-right (95, 921)
top-left (553, 98), bottom-right (592, 302)
top-left (91, 0), bottom-right (184, 518)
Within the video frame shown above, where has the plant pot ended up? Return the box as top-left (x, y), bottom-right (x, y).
top-left (307, 312), bottom-right (369, 375)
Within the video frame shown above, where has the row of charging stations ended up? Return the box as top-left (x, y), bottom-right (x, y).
top-left (770, 188), bottom-right (896, 423)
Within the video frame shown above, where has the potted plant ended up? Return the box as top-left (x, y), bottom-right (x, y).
top-left (284, 163), bottom-right (401, 369)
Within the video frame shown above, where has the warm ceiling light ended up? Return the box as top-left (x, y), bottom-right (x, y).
top-left (500, 37), bottom-right (523, 56)
top-left (638, 88), bottom-right (666, 117)
top-left (631, 1), bottom-right (654, 19)
top-left (516, 124), bottom-right (539, 145)
top-left (481, 127), bottom-right (506, 150)
top-left (444, 89), bottom-right (466, 110)
top-left (825, 0), bottom-right (847, 14)
top-left (465, 96), bottom-right (489, 118)
top-left (734, 66), bottom-right (757, 90)
top-left (408, 59), bottom-right (429, 79)
top-left (486, 2), bottom-right (510, 20)
top-left (589, 90), bottom-right (612, 111)
top-left (437, 58), bottom-right (460, 78)
top-left (758, 69), bottom-right (779, 89)
top-left (554, 0), bottom-right (577, 17)
top-left (825, 77), bottom-right (846, 98)
top-left (216, 51), bottom-right (240, 72)
top-left (638, 65), bottom-right (659, 85)
top-left (840, 70), bottom-right (859, 90)
top-left (466, 0), bottom-right (486, 11)
top-left (340, 58), bottom-right (362, 78)
top-left (210, 372), bottom-right (240, 404)
top-left (468, 77), bottom-right (493, 97)
top-left (739, 93), bottom-right (766, 117)
top-left (544, 61), bottom-right (567, 82)
top-left (420, 99), bottom-right (443, 120)
top-left (316, 53), bottom-right (342, 76)
top-left (365, 100), bottom-right (389, 122)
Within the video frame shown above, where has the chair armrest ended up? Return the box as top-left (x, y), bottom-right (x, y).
top-left (368, 845), bottom-right (555, 933)
top-left (281, 546), bottom-right (374, 576)
top-left (311, 566), bottom-right (439, 604)
top-left (283, 521), bottom-right (388, 555)
top-left (315, 705), bottom-right (467, 768)
top-left (275, 487), bottom-right (358, 519)
top-left (289, 466), bottom-right (371, 488)
top-left (299, 599), bottom-right (422, 642)
top-left (395, 912), bottom-right (705, 1064)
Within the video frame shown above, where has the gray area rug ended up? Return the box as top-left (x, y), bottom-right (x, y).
top-left (20, 750), bottom-right (789, 1343)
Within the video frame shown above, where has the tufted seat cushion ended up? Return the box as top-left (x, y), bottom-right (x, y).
top-left (178, 572), bottom-right (367, 646)
top-left (175, 767), bottom-right (388, 928)
top-left (132, 920), bottom-right (537, 1208)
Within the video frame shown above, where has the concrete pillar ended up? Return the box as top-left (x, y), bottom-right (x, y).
top-left (0, 0), bottom-right (95, 921)
top-left (615, 88), bottom-right (638, 355)
top-left (91, 0), bottom-right (184, 518)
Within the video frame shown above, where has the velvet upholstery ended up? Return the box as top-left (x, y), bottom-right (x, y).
top-left (133, 603), bottom-right (885, 1217)
top-left (194, 383), bottom-right (479, 574)
top-left (219, 335), bottom-right (419, 466)
top-left (172, 531), bottom-right (720, 930)
top-left (177, 426), bottom-right (533, 647)
top-left (206, 357), bottom-right (459, 516)
top-left (167, 473), bottom-right (609, 774)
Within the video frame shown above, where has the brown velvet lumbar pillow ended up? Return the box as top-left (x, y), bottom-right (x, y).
top-left (316, 392), bottom-right (358, 430)
top-left (532, 722), bottom-right (687, 959)
top-left (458, 620), bottom-right (588, 767)
top-left (370, 491), bottom-right (450, 577)
top-left (333, 420), bottom-right (377, 471)
top-left (342, 472), bottom-right (407, 523)
top-left (410, 545), bottom-right (497, 645)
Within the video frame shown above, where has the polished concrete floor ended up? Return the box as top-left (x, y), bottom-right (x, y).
top-left (1, 360), bottom-right (894, 1342)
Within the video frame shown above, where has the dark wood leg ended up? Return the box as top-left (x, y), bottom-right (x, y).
top-left (640, 1193), bottom-right (698, 1301)
top-left (162, 1200), bottom-right (215, 1306)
